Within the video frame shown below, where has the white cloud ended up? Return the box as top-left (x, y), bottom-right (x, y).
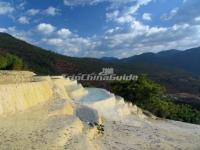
top-left (43, 38), bottom-right (64, 47)
top-left (44, 36), bottom-right (95, 55)
top-left (27, 9), bottom-right (40, 16)
top-left (106, 0), bottom-right (152, 25)
top-left (44, 6), bottom-right (60, 16)
top-left (194, 16), bottom-right (200, 22)
top-left (106, 10), bottom-right (119, 21)
top-left (125, 0), bottom-right (152, 15)
top-left (17, 2), bottom-right (26, 10)
top-left (37, 23), bottom-right (56, 34)
top-left (142, 13), bottom-right (151, 21)
top-left (106, 27), bottom-right (121, 34)
top-left (18, 16), bottom-right (29, 24)
top-left (94, 22), bottom-right (200, 58)
top-left (163, 0), bottom-right (200, 23)
top-left (0, 2), bottom-right (14, 15)
top-left (0, 27), bottom-right (7, 32)
top-left (0, 26), bottom-right (33, 42)
top-left (64, 0), bottom-right (100, 6)
top-left (41, 26), bottom-right (97, 56)
top-left (57, 28), bottom-right (71, 38)
top-left (116, 15), bottom-right (134, 24)
top-left (161, 8), bottom-right (178, 21)
top-left (63, 0), bottom-right (151, 7)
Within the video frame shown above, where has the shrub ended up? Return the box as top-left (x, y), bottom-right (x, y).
top-left (0, 53), bottom-right (24, 70)
top-left (110, 75), bottom-right (200, 124)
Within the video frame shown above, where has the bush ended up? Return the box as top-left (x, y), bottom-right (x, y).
top-left (110, 75), bottom-right (200, 124)
top-left (0, 53), bottom-right (24, 70)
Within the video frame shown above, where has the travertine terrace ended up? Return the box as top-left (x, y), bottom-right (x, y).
top-left (0, 71), bottom-right (200, 150)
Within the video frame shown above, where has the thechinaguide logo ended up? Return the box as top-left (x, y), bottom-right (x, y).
top-left (65, 68), bottom-right (138, 81)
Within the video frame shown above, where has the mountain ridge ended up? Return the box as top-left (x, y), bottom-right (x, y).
top-left (119, 47), bottom-right (200, 75)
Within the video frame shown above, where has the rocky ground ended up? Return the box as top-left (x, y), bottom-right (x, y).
top-left (0, 98), bottom-right (200, 150)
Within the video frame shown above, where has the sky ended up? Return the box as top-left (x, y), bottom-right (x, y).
top-left (0, 0), bottom-right (200, 58)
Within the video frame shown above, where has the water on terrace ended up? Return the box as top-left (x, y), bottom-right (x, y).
top-left (77, 88), bottom-right (114, 103)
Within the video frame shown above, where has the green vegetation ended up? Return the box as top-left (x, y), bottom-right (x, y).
top-left (110, 75), bottom-right (200, 124)
top-left (0, 53), bottom-right (24, 70)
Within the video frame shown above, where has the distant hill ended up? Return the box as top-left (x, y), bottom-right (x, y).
top-left (157, 49), bottom-right (181, 57)
top-left (120, 48), bottom-right (200, 75)
top-left (101, 57), bottom-right (119, 63)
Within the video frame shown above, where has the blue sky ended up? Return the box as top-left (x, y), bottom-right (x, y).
top-left (0, 0), bottom-right (200, 58)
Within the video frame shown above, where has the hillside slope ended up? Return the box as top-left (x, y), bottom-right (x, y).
top-left (0, 32), bottom-right (125, 75)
